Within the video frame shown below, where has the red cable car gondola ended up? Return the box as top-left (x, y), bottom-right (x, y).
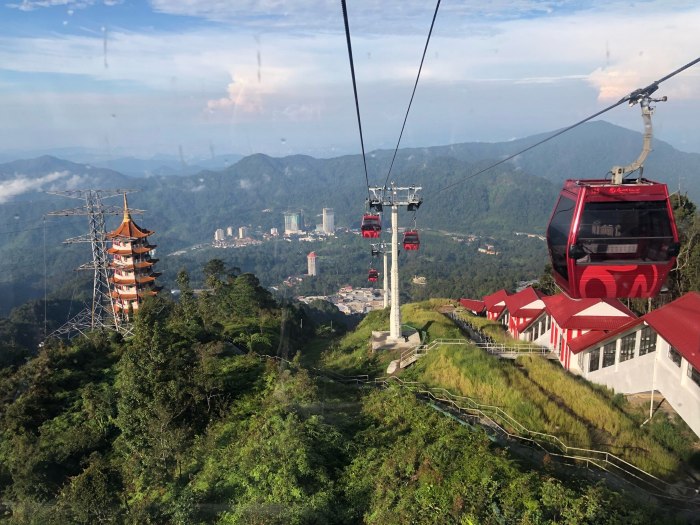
top-left (361, 214), bottom-right (381, 238)
top-left (403, 229), bottom-right (420, 250)
top-left (546, 178), bottom-right (679, 299)
top-left (367, 268), bottom-right (379, 282)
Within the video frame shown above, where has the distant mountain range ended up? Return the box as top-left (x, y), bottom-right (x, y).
top-left (1, 120), bottom-right (699, 314)
top-left (0, 148), bottom-right (244, 178)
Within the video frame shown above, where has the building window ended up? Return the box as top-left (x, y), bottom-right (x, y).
top-left (668, 346), bottom-right (682, 367)
top-left (589, 348), bottom-right (600, 372)
top-left (620, 334), bottom-right (635, 362)
top-left (688, 365), bottom-right (700, 388)
top-left (639, 326), bottom-right (657, 356)
top-left (602, 342), bottom-right (616, 368)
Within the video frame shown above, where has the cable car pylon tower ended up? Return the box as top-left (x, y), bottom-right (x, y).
top-left (46, 189), bottom-right (140, 339)
top-left (371, 241), bottom-right (390, 308)
top-left (369, 183), bottom-right (422, 340)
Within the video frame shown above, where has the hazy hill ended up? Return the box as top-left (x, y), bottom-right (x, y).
top-left (390, 120), bottom-right (700, 201)
top-left (2, 120), bottom-right (700, 314)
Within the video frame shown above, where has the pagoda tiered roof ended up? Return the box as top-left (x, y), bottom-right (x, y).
top-left (107, 194), bottom-right (154, 240)
top-left (111, 288), bottom-right (161, 302)
top-left (108, 244), bottom-right (156, 255)
top-left (110, 259), bottom-right (159, 270)
top-left (112, 274), bottom-right (159, 285)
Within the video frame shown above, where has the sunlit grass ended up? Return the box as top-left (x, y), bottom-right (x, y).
top-left (320, 300), bottom-right (689, 477)
top-left (410, 346), bottom-right (680, 476)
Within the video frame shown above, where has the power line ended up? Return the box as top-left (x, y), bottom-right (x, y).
top-left (0, 220), bottom-right (62, 236)
top-left (427, 55), bottom-right (700, 199)
top-left (340, 0), bottom-right (371, 201)
top-left (383, 0), bottom-right (441, 190)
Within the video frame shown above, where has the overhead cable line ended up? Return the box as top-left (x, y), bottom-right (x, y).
top-left (427, 55), bottom-right (700, 199)
top-left (340, 0), bottom-right (371, 201)
top-left (0, 220), bottom-right (61, 236)
top-left (383, 0), bottom-right (442, 190)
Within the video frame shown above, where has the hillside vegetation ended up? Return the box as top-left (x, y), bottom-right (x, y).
top-left (1, 270), bottom-right (690, 523)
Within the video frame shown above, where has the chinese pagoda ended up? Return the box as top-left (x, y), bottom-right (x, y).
top-left (107, 194), bottom-right (161, 320)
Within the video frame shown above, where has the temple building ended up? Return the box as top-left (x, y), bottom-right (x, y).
top-left (107, 195), bottom-right (161, 320)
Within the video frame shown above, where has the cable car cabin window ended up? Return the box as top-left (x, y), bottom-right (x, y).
top-left (547, 196), bottom-right (576, 280)
top-left (575, 201), bottom-right (674, 264)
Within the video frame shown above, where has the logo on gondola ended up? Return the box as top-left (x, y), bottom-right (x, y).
top-left (589, 186), bottom-right (642, 195)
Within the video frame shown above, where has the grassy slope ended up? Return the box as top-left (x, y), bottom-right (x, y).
top-left (321, 300), bottom-right (697, 479)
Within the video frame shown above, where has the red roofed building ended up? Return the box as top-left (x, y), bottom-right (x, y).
top-left (501, 287), bottom-right (546, 339)
top-left (483, 289), bottom-right (511, 321)
top-left (107, 194), bottom-right (161, 320)
top-left (459, 298), bottom-right (485, 315)
top-left (528, 294), bottom-right (636, 369)
top-left (570, 292), bottom-right (700, 438)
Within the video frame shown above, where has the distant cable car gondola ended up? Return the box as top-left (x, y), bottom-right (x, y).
top-left (367, 268), bottom-right (379, 282)
top-left (361, 214), bottom-right (382, 238)
top-left (545, 96), bottom-right (679, 299)
top-left (403, 229), bottom-right (420, 250)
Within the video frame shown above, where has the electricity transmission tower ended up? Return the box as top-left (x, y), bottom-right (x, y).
top-left (46, 189), bottom-right (140, 339)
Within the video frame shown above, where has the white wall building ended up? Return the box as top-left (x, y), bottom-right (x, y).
top-left (307, 251), bottom-right (317, 276)
top-left (239, 226), bottom-right (249, 239)
top-left (570, 292), bottom-right (700, 439)
top-left (323, 208), bottom-right (335, 235)
top-left (461, 288), bottom-right (700, 438)
top-left (226, 226), bottom-right (234, 237)
top-left (284, 211), bottom-right (303, 234)
top-left (214, 228), bottom-right (225, 242)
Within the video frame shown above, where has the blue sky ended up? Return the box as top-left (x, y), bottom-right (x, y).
top-left (1, 0), bottom-right (700, 160)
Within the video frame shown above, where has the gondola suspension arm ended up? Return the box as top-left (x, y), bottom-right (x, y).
top-left (610, 95), bottom-right (667, 184)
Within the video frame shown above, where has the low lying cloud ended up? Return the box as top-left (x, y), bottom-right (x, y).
top-left (0, 170), bottom-right (70, 203)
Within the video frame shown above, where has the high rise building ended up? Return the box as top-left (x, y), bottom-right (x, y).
top-left (108, 194), bottom-right (161, 321)
top-left (226, 226), bottom-right (234, 237)
top-left (214, 228), bottom-right (225, 241)
top-left (307, 251), bottom-right (317, 276)
top-left (284, 211), bottom-right (303, 234)
top-left (322, 208), bottom-right (334, 235)
top-left (239, 226), bottom-right (249, 239)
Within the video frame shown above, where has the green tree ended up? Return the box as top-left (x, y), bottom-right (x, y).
top-left (670, 193), bottom-right (700, 295)
top-left (54, 453), bottom-right (123, 524)
top-left (114, 297), bottom-right (200, 487)
top-left (203, 258), bottom-right (227, 290)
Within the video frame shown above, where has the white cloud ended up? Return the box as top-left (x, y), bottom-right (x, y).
top-left (0, 170), bottom-right (70, 202)
top-left (239, 179), bottom-right (252, 189)
top-left (1, 0), bottom-right (700, 156)
top-left (6, 0), bottom-right (121, 11)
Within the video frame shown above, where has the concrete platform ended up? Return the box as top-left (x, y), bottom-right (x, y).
top-left (371, 330), bottom-right (421, 352)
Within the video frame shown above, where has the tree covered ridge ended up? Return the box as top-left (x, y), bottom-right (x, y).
top-left (0, 263), bottom-right (686, 524)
